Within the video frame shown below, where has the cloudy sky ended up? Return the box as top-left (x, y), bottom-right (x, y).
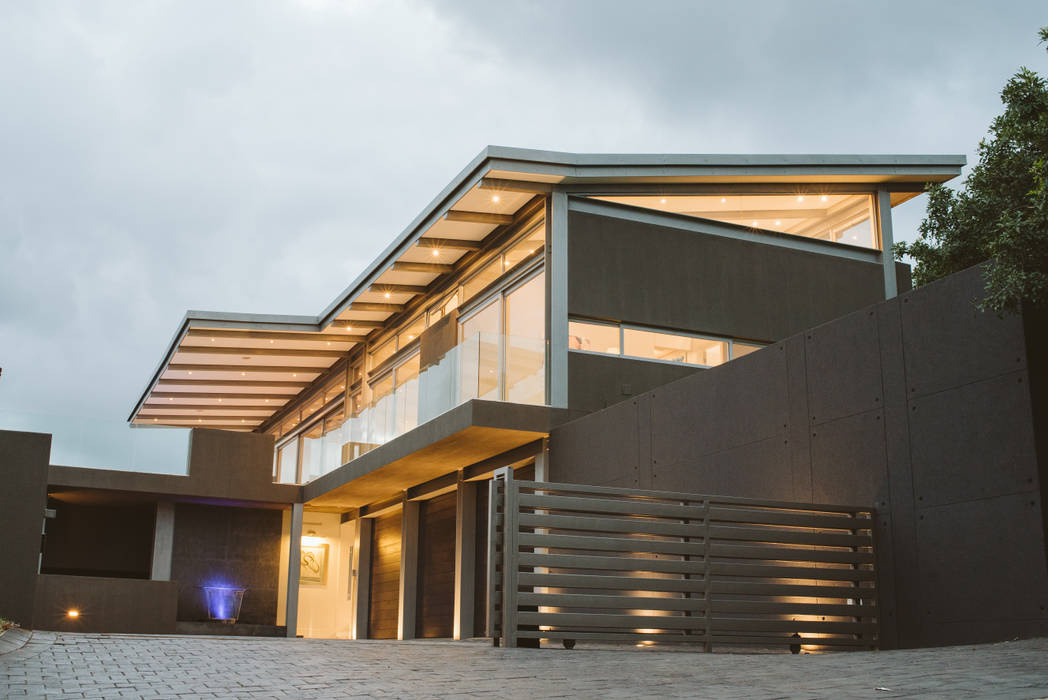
top-left (1, 1), bottom-right (1044, 468)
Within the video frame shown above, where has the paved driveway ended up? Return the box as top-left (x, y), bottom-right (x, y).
top-left (2, 632), bottom-right (1047, 699)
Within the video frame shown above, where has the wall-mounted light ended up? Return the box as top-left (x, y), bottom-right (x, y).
top-left (301, 529), bottom-right (324, 546)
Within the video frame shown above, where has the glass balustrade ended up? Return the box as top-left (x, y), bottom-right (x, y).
top-left (284, 331), bottom-right (546, 484)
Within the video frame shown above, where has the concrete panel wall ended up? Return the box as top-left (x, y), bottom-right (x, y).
top-left (33, 574), bottom-right (177, 634)
top-left (0, 430), bottom-right (50, 627)
top-left (549, 264), bottom-right (1048, 649)
top-left (567, 210), bottom-right (894, 342)
top-left (568, 352), bottom-right (701, 413)
top-left (170, 503), bottom-right (283, 626)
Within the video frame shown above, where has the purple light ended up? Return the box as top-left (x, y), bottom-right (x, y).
top-left (203, 586), bottom-right (245, 624)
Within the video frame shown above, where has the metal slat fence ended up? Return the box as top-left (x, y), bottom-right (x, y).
top-left (487, 468), bottom-right (878, 651)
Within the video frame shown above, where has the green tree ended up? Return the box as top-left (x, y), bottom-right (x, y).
top-left (895, 27), bottom-right (1048, 314)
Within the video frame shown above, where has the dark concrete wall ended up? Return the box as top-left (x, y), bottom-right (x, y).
top-left (33, 574), bottom-right (177, 633)
top-left (568, 352), bottom-right (702, 413)
top-left (46, 428), bottom-right (294, 506)
top-left (550, 264), bottom-right (1048, 649)
top-left (0, 430), bottom-right (50, 627)
top-left (41, 501), bottom-right (155, 579)
top-left (567, 209), bottom-right (903, 342)
top-left (170, 503), bottom-right (283, 625)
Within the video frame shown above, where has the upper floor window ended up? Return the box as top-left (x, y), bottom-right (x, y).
top-left (591, 193), bottom-right (879, 249)
top-left (569, 319), bottom-right (762, 369)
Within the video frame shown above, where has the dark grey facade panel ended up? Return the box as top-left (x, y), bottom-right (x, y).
top-left (549, 264), bottom-right (1048, 649)
top-left (170, 503), bottom-right (283, 626)
top-left (32, 574), bottom-right (177, 634)
top-left (566, 210), bottom-right (888, 342)
top-left (0, 430), bottom-right (50, 627)
top-left (567, 352), bottom-right (700, 413)
top-left (41, 502), bottom-right (155, 579)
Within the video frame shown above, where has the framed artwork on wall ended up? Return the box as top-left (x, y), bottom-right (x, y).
top-left (300, 544), bottom-right (328, 584)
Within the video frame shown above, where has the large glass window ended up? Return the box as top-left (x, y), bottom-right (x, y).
top-left (276, 439), bottom-right (298, 484)
top-left (623, 328), bottom-right (726, 366)
top-left (505, 272), bottom-right (546, 404)
top-left (569, 319), bottom-right (763, 369)
top-left (592, 194), bottom-right (878, 249)
top-left (460, 300), bottom-right (501, 400)
top-left (569, 321), bottom-right (620, 354)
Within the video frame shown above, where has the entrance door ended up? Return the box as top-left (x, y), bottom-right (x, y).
top-left (416, 491), bottom-right (456, 638)
top-left (368, 510), bottom-right (402, 639)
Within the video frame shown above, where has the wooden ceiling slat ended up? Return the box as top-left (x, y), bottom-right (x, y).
top-left (391, 262), bottom-right (454, 273)
top-left (167, 364), bottom-right (322, 374)
top-left (186, 329), bottom-right (367, 343)
top-left (150, 392), bottom-right (293, 400)
top-left (349, 302), bottom-right (405, 313)
top-left (138, 414), bottom-right (266, 421)
top-left (329, 320), bottom-right (385, 329)
top-left (142, 404), bottom-right (278, 411)
top-left (176, 346), bottom-right (347, 359)
top-left (444, 210), bottom-right (514, 225)
top-left (415, 238), bottom-right (483, 250)
top-left (368, 284), bottom-right (428, 295)
top-left (157, 379), bottom-right (310, 388)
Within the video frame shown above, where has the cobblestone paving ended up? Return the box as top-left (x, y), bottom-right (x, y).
top-left (2, 632), bottom-right (1047, 699)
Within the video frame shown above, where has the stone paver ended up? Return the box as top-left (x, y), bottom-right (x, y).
top-left (2, 632), bottom-right (1047, 699)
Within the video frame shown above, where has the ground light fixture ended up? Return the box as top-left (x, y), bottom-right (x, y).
top-left (203, 586), bottom-right (246, 624)
top-left (66, 609), bottom-right (79, 618)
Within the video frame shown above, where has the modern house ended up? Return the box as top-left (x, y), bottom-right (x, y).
top-left (10, 147), bottom-right (1045, 650)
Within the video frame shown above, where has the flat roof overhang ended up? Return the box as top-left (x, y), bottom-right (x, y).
top-left (46, 464), bottom-right (301, 508)
top-left (302, 400), bottom-right (584, 511)
top-left (129, 147), bottom-right (966, 431)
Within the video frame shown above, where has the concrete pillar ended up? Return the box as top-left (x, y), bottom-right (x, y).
top-left (877, 189), bottom-right (898, 299)
top-left (352, 517), bottom-right (373, 640)
top-left (533, 438), bottom-right (550, 482)
top-left (150, 502), bottom-right (175, 581)
top-left (548, 191), bottom-right (569, 408)
top-left (285, 503), bottom-right (303, 638)
top-left (398, 500), bottom-right (420, 640)
top-left (453, 475), bottom-right (477, 639)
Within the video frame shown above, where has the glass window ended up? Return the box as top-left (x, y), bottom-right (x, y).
top-left (462, 258), bottom-right (503, 302)
top-left (321, 407), bottom-right (346, 476)
top-left (623, 329), bottom-right (728, 367)
top-left (569, 321), bottom-right (620, 355)
top-left (505, 272), bottom-right (546, 404)
top-left (398, 315), bottom-right (426, 347)
top-left (460, 300), bottom-right (500, 400)
top-left (299, 420), bottom-right (325, 483)
top-left (503, 224), bottom-right (545, 270)
top-left (324, 376), bottom-right (346, 404)
top-left (370, 338), bottom-right (396, 370)
top-left (303, 392), bottom-right (325, 419)
top-left (368, 374), bottom-right (394, 444)
top-left (277, 438), bottom-right (299, 484)
top-left (394, 354), bottom-right (421, 436)
top-left (732, 342), bottom-right (763, 359)
top-left (592, 194), bottom-right (879, 249)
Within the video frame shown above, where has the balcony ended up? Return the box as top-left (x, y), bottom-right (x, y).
top-left (281, 331), bottom-right (545, 485)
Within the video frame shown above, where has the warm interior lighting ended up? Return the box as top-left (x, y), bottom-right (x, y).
top-left (775, 220), bottom-right (781, 226)
top-left (491, 195), bottom-right (500, 203)
top-left (66, 609), bottom-right (79, 618)
top-left (270, 339), bottom-right (274, 344)
top-left (264, 399), bottom-right (269, 403)
top-left (168, 397), bottom-right (173, 401)
top-left (210, 338), bottom-right (215, 342)
top-left (240, 372), bottom-right (246, 376)
top-left (752, 220), bottom-right (758, 226)
top-left (384, 292), bottom-right (391, 299)
top-left (187, 371), bottom-right (193, 375)
top-left (797, 195), bottom-right (805, 202)
top-left (821, 195), bottom-right (828, 202)
top-left (660, 198), bottom-right (666, 204)
top-left (720, 197), bottom-right (726, 203)
top-left (431, 249), bottom-right (440, 257)
top-left (301, 530), bottom-right (324, 546)
top-left (345, 326), bottom-right (352, 332)
top-left (292, 373), bottom-right (297, 377)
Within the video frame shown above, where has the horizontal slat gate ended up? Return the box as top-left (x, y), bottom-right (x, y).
top-left (488, 469), bottom-right (878, 651)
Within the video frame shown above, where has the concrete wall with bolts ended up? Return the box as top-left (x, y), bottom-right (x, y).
top-left (550, 264), bottom-right (1048, 649)
top-left (567, 209), bottom-right (911, 343)
top-left (0, 430), bottom-right (50, 627)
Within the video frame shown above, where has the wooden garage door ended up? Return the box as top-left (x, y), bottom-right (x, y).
top-left (416, 491), bottom-right (457, 638)
top-left (368, 510), bottom-right (402, 640)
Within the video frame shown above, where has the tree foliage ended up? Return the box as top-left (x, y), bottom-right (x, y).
top-left (895, 27), bottom-right (1048, 314)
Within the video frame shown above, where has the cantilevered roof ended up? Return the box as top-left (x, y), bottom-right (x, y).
top-left (129, 146), bottom-right (965, 430)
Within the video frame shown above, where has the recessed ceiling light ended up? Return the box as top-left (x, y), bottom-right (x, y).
top-left (721, 197), bottom-right (727, 203)
top-left (820, 195), bottom-right (828, 202)
top-left (752, 221), bottom-right (758, 226)
top-left (492, 195), bottom-right (500, 203)
top-left (797, 196), bottom-right (805, 202)
top-left (775, 221), bottom-right (781, 226)
top-left (660, 198), bottom-right (667, 204)
top-left (384, 292), bottom-right (391, 299)
top-left (188, 371), bottom-right (193, 375)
